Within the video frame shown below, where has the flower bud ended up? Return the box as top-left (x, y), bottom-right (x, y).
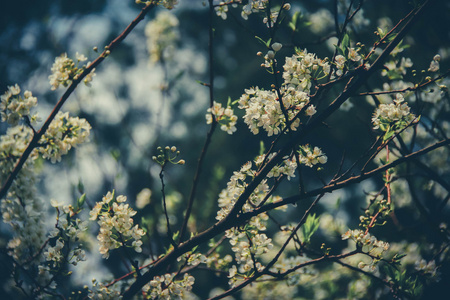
top-left (178, 159), bottom-right (186, 165)
top-left (271, 42), bottom-right (282, 52)
top-left (283, 3), bottom-right (291, 10)
top-left (267, 50), bottom-right (275, 59)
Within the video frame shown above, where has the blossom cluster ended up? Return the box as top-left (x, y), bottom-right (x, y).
top-left (214, 2), bottom-right (235, 20)
top-left (90, 191), bottom-right (145, 258)
top-left (283, 49), bottom-right (331, 93)
top-left (145, 11), bottom-right (179, 63)
top-left (214, 157), bottom-right (285, 287)
top-left (342, 229), bottom-right (390, 255)
top-left (372, 93), bottom-right (416, 134)
top-left (382, 57), bottom-right (413, 78)
top-left (334, 46), bottom-right (362, 76)
top-left (0, 84), bottom-right (39, 126)
top-left (142, 273), bottom-right (195, 299)
top-left (1, 195), bottom-right (47, 260)
top-left (0, 126), bottom-right (36, 198)
top-left (239, 49), bottom-right (332, 137)
top-left (205, 253), bottom-right (233, 270)
top-left (38, 111), bottom-right (91, 163)
top-left (415, 259), bottom-right (440, 279)
top-left (0, 125), bottom-right (45, 262)
top-left (0, 85), bottom-right (93, 295)
top-left (428, 54), bottom-right (441, 72)
top-left (342, 229), bottom-right (390, 271)
top-left (266, 154), bottom-right (297, 180)
top-left (238, 86), bottom-right (307, 136)
top-left (205, 101), bottom-right (237, 134)
top-left (359, 193), bottom-right (392, 229)
top-left (45, 200), bottom-right (89, 266)
top-left (214, 1), bottom-right (290, 22)
top-left (89, 279), bottom-right (123, 299)
top-left (216, 155), bottom-right (286, 221)
top-left (44, 238), bottom-right (86, 269)
top-left (48, 52), bottom-right (95, 90)
top-left (136, 0), bottom-right (178, 10)
top-left (297, 144), bottom-right (328, 168)
top-left (228, 228), bottom-right (272, 272)
top-left (269, 255), bottom-right (314, 285)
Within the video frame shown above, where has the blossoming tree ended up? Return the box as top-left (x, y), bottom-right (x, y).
top-left (0, 0), bottom-right (449, 299)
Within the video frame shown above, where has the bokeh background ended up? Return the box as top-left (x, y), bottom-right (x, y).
top-left (1, 0), bottom-right (449, 298)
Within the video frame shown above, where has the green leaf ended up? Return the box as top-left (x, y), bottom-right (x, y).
top-left (110, 149), bottom-right (121, 161)
top-left (259, 141), bottom-right (266, 156)
top-left (77, 179), bottom-right (85, 194)
top-left (297, 145), bottom-right (308, 157)
top-left (255, 36), bottom-right (269, 48)
top-left (301, 213), bottom-right (320, 243)
top-left (231, 98), bottom-right (240, 105)
top-left (335, 197), bottom-right (341, 209)
top-left (289, 11), bottom-right (301, 31)
top-left (196, 80), bottom-right (208, 86)
top-left (383, 130), bottom-right (395, 141)
top-left (333, 43), bottom-right (345, 56)
top-left (172, 231), bottom-right (179, 242)
top-left (340, 33), bottom-right (350, 55)
top-left (393, 253), bottom-right (407, 261)
top-left (77, 194), bottom-right (86, 209)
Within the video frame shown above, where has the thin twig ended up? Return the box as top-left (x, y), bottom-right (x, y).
top-left (178, 0), bottom-right (217, 244)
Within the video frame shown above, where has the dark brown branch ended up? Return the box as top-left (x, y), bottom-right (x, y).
top-left (357, 69), bottom-right (450, 96)
top-left (243, 138), bottom-right (450, 219)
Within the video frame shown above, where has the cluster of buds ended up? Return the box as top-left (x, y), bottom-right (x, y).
top-left (359, 193), bottom-right (392, 229)
top-left (152, 146), bottom-right (185, 166)
top-left (258, 42), bottom-right (283, 69)
top-left (143, 273), bottom-right (195, 299)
